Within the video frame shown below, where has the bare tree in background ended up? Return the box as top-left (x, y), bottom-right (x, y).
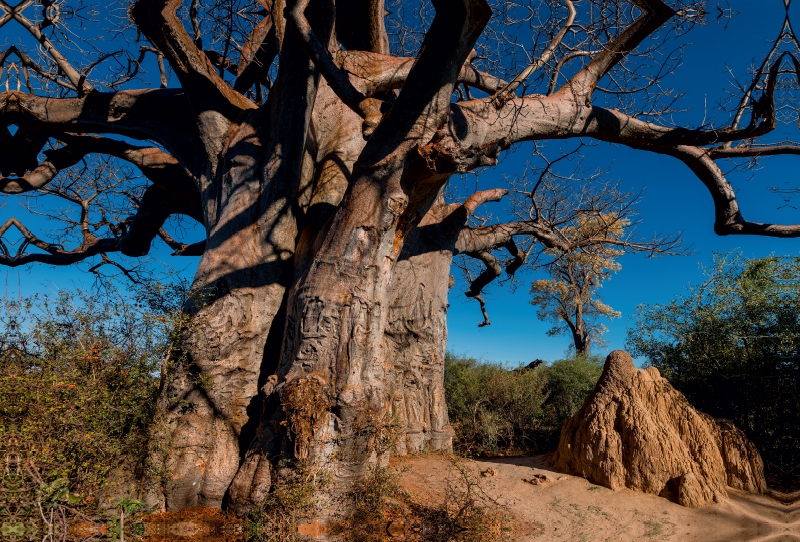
top-left (0, 0), bottom-right (797, 513)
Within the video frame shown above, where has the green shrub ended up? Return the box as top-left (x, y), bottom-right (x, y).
top-left (444, 352), bottom-right (603, 455)
top-left (540, 354), bottom-right (604, 428)
top-left (627, 253), bottom-right (800, 489)
top-left (0, 284), bottom-right (182, 507)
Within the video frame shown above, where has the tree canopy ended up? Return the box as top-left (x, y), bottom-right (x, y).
top-left (628, 254), bottom-right (800, 490)
top-left (530, 212), bottom-right (626, 354)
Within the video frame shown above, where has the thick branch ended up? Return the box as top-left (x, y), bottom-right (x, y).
top-left (340, 52), bottom-right (508, 98)
top-left (669, 146), bottom-right (800, 237)
top-left (287, 0), bottom-right (374, 120)
top-left (707, 144), bottom-right (800, 159)
top-left (456, 221), bottom-right (565, 254)
top-left (0, 217), bottom-right (117, 266)
top-left (58, 135), bottom-right (202, 219)
top-left (0, 133), bottom-right (202, 222)
top-left (131, 0), bottom-right (255, 116)
top-left (0, 185), bottom-right (203, 267)
top-left (335, 0), bottom-right (390, 54)
top-left (364, 0), bottom-right (492, 154)
top-left (434, 188), bottom-right (510, 240)
top-left (463, 187), bottom-right (507, 214)
top-left (120, 185), bottom-right (199, 256)
top-left (464, 249), bottom-right (501, 298)
top-left (556, 0), bottom-right (676, 100)
top-left (442, 67), bottom-right (779, 170)
top-left (0, 90), bottom-right (203, 170)
top-left (234, 5), bottom-right (280, 93)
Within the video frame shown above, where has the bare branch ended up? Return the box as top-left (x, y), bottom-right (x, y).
top-left (0, 183), bottom-right (202, 267)
top-left (548, 51), bottom-right (595, 95)
top-left (555, 0), bottom-right (676, 100)
top-left (707, 144), bottom-right (800, 159)
top-left (0, 216), bottom-right (118, 266)
top-left (492, 0), bottom-right (577, 107)
top-left (0, 133), bottom-right (201, 223)
top-left (0, 0), bottom-right (94, 94)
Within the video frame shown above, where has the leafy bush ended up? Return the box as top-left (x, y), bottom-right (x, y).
top-left (627, 253), bottom-right (800, 490)
top-left (0, 284), bottom-right (182, 507)
top-left (444, 352), bottom-right (603, 455)
top-left (541, 354), bottom-right (604, 427)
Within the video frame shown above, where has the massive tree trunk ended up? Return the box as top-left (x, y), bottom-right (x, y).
top-left (5, 0), bottom-right (799, 516)
top-left (383, 216), bottom-right (456, 457)
top-left (225, 196), bottom-right (490, 512)
top-left (150, 112), bottom-right (298, 509)
top-left (147, 0), bottom-right (331, 509)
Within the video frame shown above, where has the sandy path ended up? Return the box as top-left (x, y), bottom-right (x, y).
top-left (393, 454), bottom-right (800, 542)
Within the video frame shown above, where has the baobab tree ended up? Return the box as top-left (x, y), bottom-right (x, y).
top-left (0, 0), bottom-right (798, 513)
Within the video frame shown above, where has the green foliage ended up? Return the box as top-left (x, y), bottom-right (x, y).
top-left (541, 354), bottom-right (604, 427)
top-left (444, 352), bottom-right (603, 454)
top-left (0, 283), bottom-right (183, 506)
top-left (36, 478), bottom-right (83, 508)
top-left (444, 353), bottom-right (547, 454)
top-left (627, 253), bottom-right (800, 489)
top-left (114, 498), bottom-right (148, 516)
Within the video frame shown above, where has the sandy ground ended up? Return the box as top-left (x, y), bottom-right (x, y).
top-left (392, 454), bottom-right (800, 542)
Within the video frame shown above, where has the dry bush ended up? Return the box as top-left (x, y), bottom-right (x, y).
top-left (0, 285), bottom-right (184, 505)
top-left (245, 462), bottom-right (332, 542)
top-left (341, 460), bottom-right (510, 542)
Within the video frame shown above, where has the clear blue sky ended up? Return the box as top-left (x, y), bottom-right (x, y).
top-left (448, 0), bottom-right (800, 365)
top-left (2, 1), bottom-right (800, 367)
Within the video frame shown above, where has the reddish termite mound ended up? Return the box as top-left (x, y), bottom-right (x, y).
top-left (552, 350), bottom-right (766, 507)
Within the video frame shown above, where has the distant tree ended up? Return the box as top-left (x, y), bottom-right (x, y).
top-left (627, 253), bottom-right (800, 489)
top-left (531, 213), bottom-right (626, 354)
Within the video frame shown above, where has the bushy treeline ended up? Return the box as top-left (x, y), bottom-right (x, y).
top-left (0, 283), bottom-right (185, 506)
top-left (628, 254), bottom-right (800, 490)
top-left (444, 352), bottom-right (604, 455)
